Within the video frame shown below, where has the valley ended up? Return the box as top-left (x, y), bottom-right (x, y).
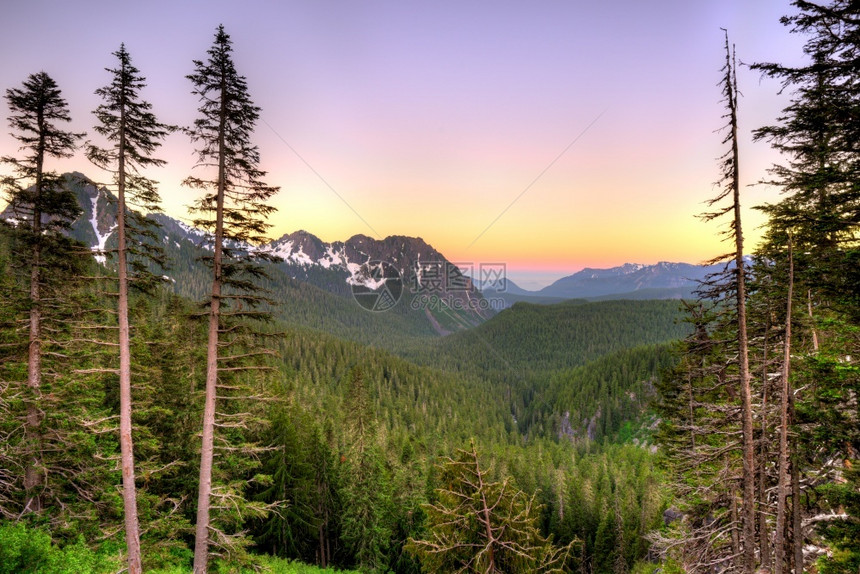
top-left (2, 4), bottom-right (859, 570)
top-left (1, 172), bottom-right (692, 572)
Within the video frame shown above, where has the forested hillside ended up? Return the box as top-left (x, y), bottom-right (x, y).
top-left (0, 131), bottom-right (682, 573)
top-left (2, 3), bottom-right (858, 574)
top-left (0, 226), bottom-right (677, 573)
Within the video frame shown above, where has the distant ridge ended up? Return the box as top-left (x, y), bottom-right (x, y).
top-left (474, 261), bottom-right (723, 306)
top-left (537, 261), bottom-right (720, 300)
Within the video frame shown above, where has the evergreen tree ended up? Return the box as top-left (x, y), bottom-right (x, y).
top-left (339, 366), bottom-right (391, 573)
top-left (406, 439), bottom-right (575, 573)
top-left (654, 33), bottom-right (761, 573)
top-left (653, 302), bottom-right (744, 571)
top-left (753, 3), bottom-right (860, 571)
top-left (184, 25), bottom-right (279, 573)
top-left (0, 214), bottom-right (122, 540)
top-left (254, 397), bottom-right (324, 565)
top-left (86, 44), bottom-right (174, 574)
top-left (700, 32), bottom-right (757, 572)
top-left (753, 2), bottom-right (860, 320)
top-left (0, 72), bottom-right (83, 516)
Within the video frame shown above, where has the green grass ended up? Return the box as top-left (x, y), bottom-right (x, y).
top-left (0, 522), bottom-right (119, 574)
top-left (149, 556), bottom-right (360, 573)
top-left (257, 556), bottom-right (361, 573)
top-left (0, 522), bottom-right (358, 574)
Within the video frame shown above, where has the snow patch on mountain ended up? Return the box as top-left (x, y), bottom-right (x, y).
top-left (269, 240), bottom-right (318, 267)
top-left (173, 219), bottom-right (211, 248)
top-left (262, 234), bottom-right (385, 287)
top-left (320, 245), bottom-right (345, 269)
top-left (174, 219), bottom-right (205, 237)
top-left (348, 260), bottom-right (388, 290)
top-left (89, 194), bottom-right (116, 264)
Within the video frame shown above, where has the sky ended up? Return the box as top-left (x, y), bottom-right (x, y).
top-left (0, 1), bottom-right (808, 289)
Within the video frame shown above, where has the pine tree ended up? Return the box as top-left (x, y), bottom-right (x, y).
top-left (752, 1), bottom-right (860, 314)
top-left (254, 398), bottom-right (322, 564)
top-left (753, 3), bottom-right (860, 570)
top-left (0, 72), bottom-right (84, 516)
top-left (86, 44), bottom-right (174, 574)
top-left (406, 439), bottom-right (575, 573)
top-left (653, 302), bottom-right (745, 571)
top-left (184, 25), bottom-right (279, 573)
top-left (654, 32), bottom-right (760, 573)
top-left (339, 366), bottom-right (391, 573)
top-left (700, 32), bottom-right (757, 572)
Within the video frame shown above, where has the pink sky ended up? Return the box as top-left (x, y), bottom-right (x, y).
top-left (0, 1), bottom-right (806, 287)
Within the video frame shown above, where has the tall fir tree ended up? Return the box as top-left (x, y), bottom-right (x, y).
top-left (654, 33), bottom-right (760, 573)
top-left (86, 44), bottom-right (174, 574)
top-left (0, 72), bottom-right (84, 516)
top-left (701, 32), bottom-right (757, 572)
top-left (184, 25), bottom-right (279, 573)
top-left (753, 3), bottom-right (860, 571)
top-left (752, 0), bottom-right (860, 312)
top-left (338, 366), bottom-right (391, 573)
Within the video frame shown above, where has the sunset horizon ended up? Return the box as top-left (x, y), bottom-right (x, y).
top-left (2, 1), bottom-right (804, 286)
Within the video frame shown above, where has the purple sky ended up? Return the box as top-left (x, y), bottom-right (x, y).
top-left (1, 1), bottom-right (806, 288)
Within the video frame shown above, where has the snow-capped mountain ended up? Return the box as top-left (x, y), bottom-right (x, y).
top-left (1, 172), bottom-right (728, 324)
top-left (266, 230), bottom-right (458, 289)
top-left (1, 173), bottom-right (492, 332)
top-left (0, 172), bottom-right (119, 263)
top-left (537, 261), bottom-right (722, 300)
top-left (262, 231), bottom-right (495, 329)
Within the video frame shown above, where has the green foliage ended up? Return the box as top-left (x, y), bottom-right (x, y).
top-left (425, 299), bottom-right (688, 376)
top-left (654, 4), bottom-right (860, 570)
top-left (184, 24), bottom-right (278, 253)
top-left (147, 555), bottom-right (361, 573)
top-left (0, 70), bottom-right (89, 522)
top-left (87, 43), bottom-right (174, 281)
top-left (540, 344), bottom-right (677, 442)
top-left (255, 555), bottom-right (361, 574)
top-left (1, 230), bottom-right (680, 574)
top-left (0, 522), bottom-right (119, 574)
top-left (406, 440), bottom-right (576, 573)
top-left (338, 367), bottom-right (392, 573)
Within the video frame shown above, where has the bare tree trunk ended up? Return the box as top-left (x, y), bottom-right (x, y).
top-left (318, 523), bottom-right (325, 568)
top-left (790, 449), bottom-right (803, 574)
top-left (193, 193), bottom-right (222, 574)
top-left (479, 477), bottom-right (497, 572)
top-left (24, 230), bottom-right (43, 514)
top-left (775, 241), bottom-right (794, 574)
top-left (725, 34), bottom-right (757, 572)
top-left (468, 444), bottom-right (500, 573)
top-left (688, 373), bottom-right (696, 451)
top-left (317, 476), bottom-right (327, 568)
top-left (193, 87), bottom-right (227, 574)
top-left (789, 392), bottom-right (803, 573)
top-left (759, 311), bottom-right (772, 571)
top-left (731, 492), bottom-right (742, 570)
top-left (806, 290), bottom-right (818, 353)
top-left (24, 139), bottom-right (45, 515)
top-left (117, 125), bottom-right (143, 574)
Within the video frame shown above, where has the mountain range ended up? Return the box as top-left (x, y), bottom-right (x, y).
top-left (1, 172), bottom-right (722, 322)
top-left (477, 262), bottom-right (723, 306)
top-left (1, 173), bottom-right (494, 336)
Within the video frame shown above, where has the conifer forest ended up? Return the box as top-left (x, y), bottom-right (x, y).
top-left (0, 3), bottom-right (859, 573)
